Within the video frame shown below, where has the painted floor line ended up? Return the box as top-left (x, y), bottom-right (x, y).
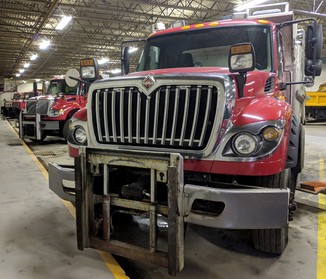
top-left (6, 120), bottom-right (129, 279)
top-left (318, 157), bottom-right (326, 279)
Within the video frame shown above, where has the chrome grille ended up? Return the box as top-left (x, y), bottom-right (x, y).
top-left (25, 99), bottom-right (50, 114)
top-left (92, 85), bottom-right (219, 150)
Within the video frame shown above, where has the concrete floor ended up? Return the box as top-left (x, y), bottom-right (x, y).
top-left (2, 118), bottom-right (326, 279)
top-left (0, 119), bottom-right (127, 279)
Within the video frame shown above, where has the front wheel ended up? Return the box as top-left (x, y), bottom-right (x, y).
top-left (251, 170), bottom-right (290, 254)
top-left (62, 120), bottom-right (70, 141)
top-left (253, 227), bottom-right (288, 255)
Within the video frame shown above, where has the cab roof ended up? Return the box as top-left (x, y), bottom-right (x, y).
top-left (149, 19), bottom-right (273, 38)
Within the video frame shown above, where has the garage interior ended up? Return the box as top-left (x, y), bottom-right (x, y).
top-left (0, 1), bottom-right (326, 279)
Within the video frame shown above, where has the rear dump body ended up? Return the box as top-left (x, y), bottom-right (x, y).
top-left (49, 6), bottom-right (320, 274)
top-left (305, 83), bottom-right (326, 121)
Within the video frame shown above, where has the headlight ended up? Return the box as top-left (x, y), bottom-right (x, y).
top-left (49, 109), bottom-right (64, 116)
top-left (262, 127), bottom-right (282, 142)
top-left (73, 126), bottom-right (87, 145)
top-left (233, 133), bottom-right (259, 156)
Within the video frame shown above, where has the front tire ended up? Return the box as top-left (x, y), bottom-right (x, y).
top-left (251, 170), bottom-right (290, 255)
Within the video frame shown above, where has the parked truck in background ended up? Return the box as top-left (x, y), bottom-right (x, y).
top-left (49, 3), bottom-right (323, 274)
top-left (19, 59), bottom-right (97, 141)
top-left (305, 82), bottom-right (326, 122)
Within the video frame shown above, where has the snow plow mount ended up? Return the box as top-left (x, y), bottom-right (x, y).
top-left (75, 148), bottom-right (184, 275)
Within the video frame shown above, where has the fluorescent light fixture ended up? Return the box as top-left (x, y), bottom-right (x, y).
top-left (39, 39), bottom-right (51, 50)
top-left (111, 69), bottom-right (121, 74)
top-left (30, 54), bottom-right (38, 60)
top-left (55, 15), bottom-right (72, 30)
top-left (16, 73), bottom-right (21, 77)
top-left (234, 0), bottom-right (269, 11)
top-left (35, 79), bottom-right (41, 82)
top-left (24, 62), bottom-right (30, 68)
top-left (19, 69), bottom-right (25, 73)
top-left (98, 58), bottom-right (109, 65)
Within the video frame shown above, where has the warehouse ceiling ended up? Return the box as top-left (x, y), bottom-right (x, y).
top-left (0, 0), bottom-right (325, 82)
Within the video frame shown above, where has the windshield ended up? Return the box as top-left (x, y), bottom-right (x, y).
top-left (137, 25), bottom-right (272, 72)
top-left (47, 79), bottom-right (78, 95)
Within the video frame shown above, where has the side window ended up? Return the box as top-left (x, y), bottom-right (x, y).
top-left (277, 31), bottom-right (284, 79)
top-left (149, 46), bottom-right (160, 70)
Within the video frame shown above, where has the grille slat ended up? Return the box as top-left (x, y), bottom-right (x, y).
top-left (128, 89), bottom-right (133, 143)
top-left (199, 86), bottom-right (212, 146)
top-left (119, 90), bottom-right (125, 143)
top-left (170, 87), bottom-right (180, 145)
top-left (92, 84), bottom-right (219, 151)
top-left (144, 98), bottom-right (150, 144)
top-left (152, 89), bottom-right (160, 144)
top-left (161, 87), bottom-right (170, 145)
top-left (103, 89), bottom-right (110, 142)
top-left (111, 91), bottom-right (117, 142)
top-left (179, 88), bottom-right (190, 146)
top-left (136, 92), bottom-right (141, 144)
top-left (95, 91), bottom-right (103, 141)
top-left (189, 87), bottom-right (201, 146)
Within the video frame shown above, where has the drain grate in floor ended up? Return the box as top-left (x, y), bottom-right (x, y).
top-left (33, 150), bottom-right (56, 156)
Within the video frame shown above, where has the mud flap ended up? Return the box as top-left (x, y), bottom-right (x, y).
top-left (75, 148), bottom-right (184, 275)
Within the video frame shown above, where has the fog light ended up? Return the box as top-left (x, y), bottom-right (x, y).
top-left (74, 126), bottom-right (87, 145)
top-left (263, 127), bottom-right (281, 142)
top-left (233, 133), bottom-right (258, 156)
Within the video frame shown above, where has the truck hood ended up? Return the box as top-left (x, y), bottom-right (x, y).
top-left (98, 67), bottom-right (274, 98)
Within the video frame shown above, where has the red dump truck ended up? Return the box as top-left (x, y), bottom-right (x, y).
top-left (49, 3), bottom-right (322, 274)
top-left (19, 59), bottom-right (97, 141)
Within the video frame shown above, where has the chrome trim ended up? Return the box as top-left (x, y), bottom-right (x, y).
top-left (87, 74), bottom-right (234, 159)
top-left (111, 90), bottom-right (117, 142)
top-left (128, 88), bottom-right (133, 143)
top-left (161, 86), bottom-right (170, 145)
top-left (179, 87), bottom-right (190, 146)
top-left (95, 90), bottom-right (102, 141)
top-left (119, 90), bottom-right (124, 143)
top-left (184, 184), bottom-right (289, 229)
top-left (213, 120), bottom-right (286, 162)
top-left (170, 86), bottom-right (180, 145)
top-left (103, 89), bottom-right (110, 142)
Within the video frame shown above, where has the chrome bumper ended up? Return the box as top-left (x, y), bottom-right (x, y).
top-left (48, 162), bottom-right (75, 202)
top-left (48, 161), bottom-right (289, 229)
top-left (184, 184), bottom-right (289, 229)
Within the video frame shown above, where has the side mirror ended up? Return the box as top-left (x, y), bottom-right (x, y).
top-left (80, 58), bottom-right (99, 81)
top-left (305, 58), bottom-right (322, 77)
top-left (229, 43), bottom-right (256, 73)
top-left (305, 23), bottom-right (323, 77)
top-left (65, 69), bottom-right (79, 87)
top-left (306, 24), bottom-right (323, 60)
top-left (122, 46), bottom-right (130, 75)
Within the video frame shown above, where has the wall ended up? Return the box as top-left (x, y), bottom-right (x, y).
top-left (17, 82), bottom-right (44, 93)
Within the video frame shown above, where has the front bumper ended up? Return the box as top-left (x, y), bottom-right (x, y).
top-left (49, 156), bottom-right (289, 230)
top-left (19, 112), bottom-right (60, 140)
